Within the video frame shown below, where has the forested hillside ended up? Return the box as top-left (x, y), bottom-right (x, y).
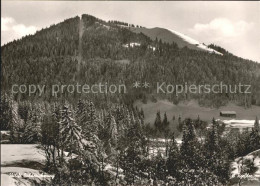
top-left (1, 95), bottom-right (260, 185)
top-left (1, 14), bottom-right (260, 185)
top-left (1, 14), bottom-right (260, 107)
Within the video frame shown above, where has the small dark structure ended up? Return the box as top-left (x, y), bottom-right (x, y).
top-left (220, 111), bottom-right (236, 118)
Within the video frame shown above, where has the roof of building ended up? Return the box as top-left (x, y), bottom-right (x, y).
top-left (220, 111), bottom-right (237, 115)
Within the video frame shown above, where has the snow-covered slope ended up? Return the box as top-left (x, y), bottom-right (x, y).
top-left (130, 27), bottom-right (223, 55)
top-left (231, 149), bottom-right (260, 185)
top-left (1, 144), bottom-right (53, 186)
top-left (169, 29), bottom-right (223, 55)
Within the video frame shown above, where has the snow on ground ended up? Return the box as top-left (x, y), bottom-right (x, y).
top-left (231, 149), bottom-right (260, 179)
top-left (104, 163), bottom-right (124, 179)
top-left (152, 138), bottom-right (182, 144)
top-left (168, 29), bottom-right (223, 55)
top-left (147, 138), bottom-right (182, 157)
top-left (169, 29), bottom-right (198, 45)
top-left (1, 174), bottom-right (17, 186)
top-left (1, 144), bottom-right (46, 166)
top-left (149, 147), bottom-right (166, 157)
top-left (1, 167), bottom-right (53, 186)
top-left (148, 45), bottom-right (156, 51)
top-left (96, 22), bottom-right (110, 29)
top-left (123, 42), bottom-right (141, 48)
top-left (1, 131), bottom-right (10, 144)
top-left (1, 144), bottom-right (52, 186)
top-left (123, 43), bottom-right (156, 52)
top-left (1, 131), bottom-right (10, 135)
top-left (222, 119), bottom-right (259, 129)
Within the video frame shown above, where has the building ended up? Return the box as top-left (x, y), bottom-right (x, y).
top-left (220, 111), bottom-right (236, 118)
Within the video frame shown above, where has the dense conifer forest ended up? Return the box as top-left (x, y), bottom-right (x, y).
top-left (1, 14), bottom-right (260, 185)
top-left (2, 14), bottom-right (260, 107)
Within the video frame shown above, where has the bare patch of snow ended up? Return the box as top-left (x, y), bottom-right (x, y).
top-left (168, 29), bottom-right (223, 55)
top-left (232, 149), bottom-right (260, 179)
top-left (1, 131), bottom-right (10, 135)
top-left (123, 42), bottom-right (141, 48)
top-left (148, 45), bottom-right (156, 51)
top-left (1, 144), bottom-right (54, 186)
top-left (1, 144), bottom-right (46, 166)
top-left (1, 167), bottom-right (53, 186)
top-left (95, 22), bottom-right (110, 30)
top-left (222, 119), bottom-right (259, 129)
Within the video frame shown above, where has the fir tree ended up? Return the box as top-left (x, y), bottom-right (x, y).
top-left (77, 100), bottom-right (100, 150)
top-left (167, 133), bottom-right (180, 178)
top-left (205, 118), bottom-right (220, 153)
top-left (162, 112), bottom-right (170, 132)
top-left (0, 94), bottom-right (12, 130)
top-left (154, 111), bottom-right (161, 135)
top-left (9, 100), bottom-right (23, 143)
top-left (59, 105), bottom-right (83, 156)
top-left (23, 108), bottom-right (41, 143)
top-left (253, 116), bottom-right (259, 132)
top-left (180, 118), bottom-right (202, 169)
top-left (119, 115), bottom-right (147, 185)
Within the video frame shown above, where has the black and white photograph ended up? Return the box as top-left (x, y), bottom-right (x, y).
top-left (1, 1), bottom-right (260, 185)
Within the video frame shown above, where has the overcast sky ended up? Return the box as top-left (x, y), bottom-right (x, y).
top-left (2, 1), bottom-right (260, 62)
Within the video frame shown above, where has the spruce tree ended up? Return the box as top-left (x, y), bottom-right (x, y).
top-left (23, 108), bottom-right (41, 143)
top-left (119, 113), bottom-right (147, 185)
top-left (154, 111), bottom-right (161, 135)
top-left (60, 105), bottom-right (83, 155)
top-left (249, 117), bottom-right (260, 152)
top-left (180, 118), bottom-right (201, 169)
top-left (162, 112), bottom-right (170, 132)
top-left (0, 94), bottom-right (12, 130)
top-left (9, 100), bottom-right (23, 143)
top-left (77, 100), bottom-right (100, 150)
top-left (167, 133), bottom-right (180, 178)
top-left (205, 118), bottom-right (220, 153)
top-left (253, 116), bottom-right (259, 132)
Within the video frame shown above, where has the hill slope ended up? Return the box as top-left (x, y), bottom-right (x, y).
top-left (231, 149), bottom-right (260, 185)
top-left (1, 14), bottom-right (260, 106)
top-left (130, 27), bottom-right (223, 55)
top-left (1, 144), bottom-right (53, 186)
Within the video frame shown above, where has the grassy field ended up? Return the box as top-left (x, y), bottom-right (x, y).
top-left (134, 99), bottom-right (260, 132)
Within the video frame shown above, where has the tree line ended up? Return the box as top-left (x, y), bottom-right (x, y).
top-left (1, 94), bottom-right (259, 185)
top-left (1, 14), bottom-right (260, 107)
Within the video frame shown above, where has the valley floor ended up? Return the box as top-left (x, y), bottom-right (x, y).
top-left (135, 99), bottom-right (260, 134)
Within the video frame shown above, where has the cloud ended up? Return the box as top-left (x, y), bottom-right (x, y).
top-left (1, 17), bottom-right (37, 45)
top-left (188, 18), bottom-right (259, 62)
top-left (190, 18), bottom-right (254, 42)
top-left (12, 24), bottom-right (38, 37)
top-left (1, 17), bottom-right (15, 31)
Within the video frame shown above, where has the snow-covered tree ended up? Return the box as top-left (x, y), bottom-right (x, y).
top-left (60, 105), bottom-right (83, 156)
top-left (253, 116), bottom-right (259, 132)
top-left (119, 114), bottom-right (147, 185)
top-left (180, 118), bottom-right (203, 170)
top-left (9, 100), bottom-right (23, 143)
top-left (0, 94), bottom-right (12, 130)
top-left (103, 112), bottom-right (118, 153)
top-left (77, 100), bottom-right (100, 148)
top-left (249, 117), bottom-right (260, 152)
top-left (23, 107), bottom-right (41, 143)
top-left (167, 133), bottom-right (180, 178)
top-left (205, 118), bottom-right (220, 153)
